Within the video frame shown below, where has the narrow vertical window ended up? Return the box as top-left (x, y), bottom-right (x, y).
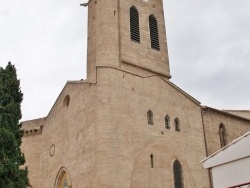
top-left (219, 123), bottom-right (227, 147)
top-left (175, 118), bottom-right (180, 132)
top-left (130, 6), bottom-right (140, 43)
top-left (149, 14), bottom-right (160, 50)
top-left (63, 95), bottom-right (70, 107)
top-left (150, 154), bottom-right (154, 168)
top-left (165, 115), bottom-right (170, 129)
top-left (173, 160), bottom-right (184, 188)
top-left (147, 110), bottom-right (153, 125)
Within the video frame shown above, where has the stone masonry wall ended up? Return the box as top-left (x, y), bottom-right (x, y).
top-left (120, 0), bottom-right (170, 78)
top-left (95, 67), bottom-right (210, 188)
top-left (202, 108), bottom-right (250, 156)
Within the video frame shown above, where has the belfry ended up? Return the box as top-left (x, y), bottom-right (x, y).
top-left (85, 0), bottom-right (170, 82)
top-left (21, 1), bottom-right (250, 188)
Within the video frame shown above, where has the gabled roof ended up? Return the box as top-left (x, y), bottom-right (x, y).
top-left (46, 79), bottom-right (94, 119)
top-left (97, 66), bottom-right (202, 105)
top-left (223, 110), bottom-right (250, 120)
top-left (202, 131), bottom-right (250, 168)
top-left (201, 106), bottom-right (250, 122)
top-left (163, 78), bottom-right (201, 105)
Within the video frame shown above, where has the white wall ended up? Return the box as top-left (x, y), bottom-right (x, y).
top-left (212, 156), bottom-right (250, 188)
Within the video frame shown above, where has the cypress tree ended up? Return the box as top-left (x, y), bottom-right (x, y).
top-left (0, 62), bottom-right (29, 188)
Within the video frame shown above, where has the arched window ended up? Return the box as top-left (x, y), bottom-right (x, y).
top-left (54, 167), bottom-right (71, 188)
top-left (173, 160), bottom-right (184, 188)
top-left (149, 14), bottom-right (160, 50)
top-left (150, 154), bottom-right (154, 168)
top-left (147, 110), bottom-right (153, 125)
top-left (219, 123), bottom-right (227, 147)
top-left (175, 118), bottom-right (180, 132)
top-left (130, 6), bottom-right (140, 43)
top-left (63, 95), bottom-right (70, 107)
top-left (165, 115), bottom-right (170, 129)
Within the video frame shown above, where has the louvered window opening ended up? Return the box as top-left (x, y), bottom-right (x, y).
top-left (130, 6), bottom-right (140, 43)
top-left (149, 15), bottom-right (160, 50)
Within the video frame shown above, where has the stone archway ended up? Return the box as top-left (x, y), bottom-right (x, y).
top-left (54, 167), bottom-right (72, 188)
top-left (131, 142), bottom-right (196, 188)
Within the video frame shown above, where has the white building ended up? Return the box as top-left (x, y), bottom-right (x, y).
top-left (202, 131), bottom-right (250, 188)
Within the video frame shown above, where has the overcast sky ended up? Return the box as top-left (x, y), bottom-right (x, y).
top-left (0, 0), bottom-right (249, 121)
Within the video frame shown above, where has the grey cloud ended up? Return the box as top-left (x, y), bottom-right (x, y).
top-left (166, 0), bottom-right (250, 110)
top-left (1, 0), bottom-right (249, 120)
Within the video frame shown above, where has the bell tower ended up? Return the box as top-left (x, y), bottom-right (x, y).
top-left (86, 0), bottom-right (171, 81)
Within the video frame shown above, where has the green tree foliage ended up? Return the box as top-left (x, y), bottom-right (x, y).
top-left (0, 62), bottom-right (29, 188)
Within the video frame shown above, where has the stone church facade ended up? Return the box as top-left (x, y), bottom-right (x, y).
top-left (21, 0), bottom-right (250, 187)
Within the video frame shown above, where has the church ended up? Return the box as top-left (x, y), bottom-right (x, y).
top-left (21, 0), bottom-right (250, 187)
